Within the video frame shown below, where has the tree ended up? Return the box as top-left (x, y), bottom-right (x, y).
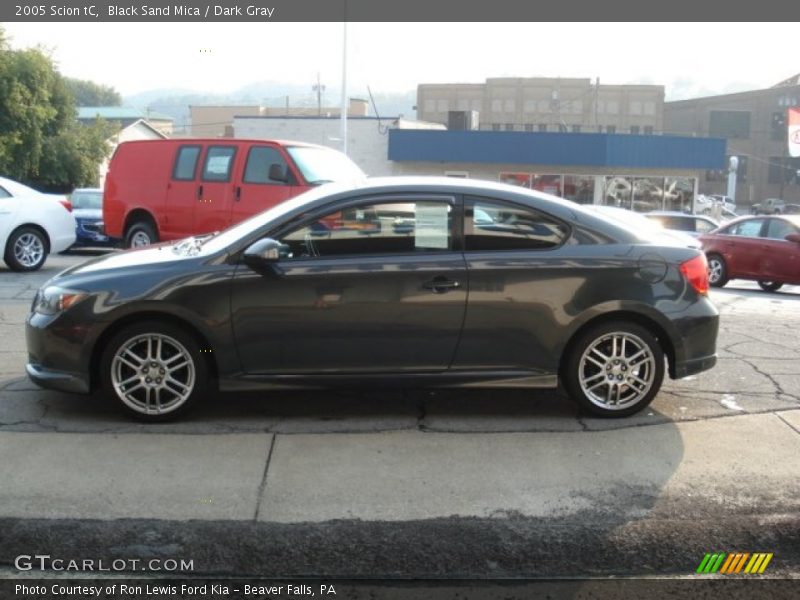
top-left (65, 77), bottom-right (122, 107)
top-left (0, 27), bottom-right (113, 191)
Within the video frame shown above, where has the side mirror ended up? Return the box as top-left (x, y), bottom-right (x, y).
top-left (243, 238), bottom-right (286, 274)
top-left (268, 163), bottom-right (288, 183)
top-left (785, 233), bottom-right (800, 244)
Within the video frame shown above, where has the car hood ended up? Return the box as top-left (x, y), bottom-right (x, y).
top-left (57, 243), bottom-right (205, 277)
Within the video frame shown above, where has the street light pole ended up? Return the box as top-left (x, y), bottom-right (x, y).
top-left (340, 20), bottom-right (348, 156)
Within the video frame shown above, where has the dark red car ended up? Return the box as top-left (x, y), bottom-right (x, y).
top-left (699, 215), bottom-right (800, 292)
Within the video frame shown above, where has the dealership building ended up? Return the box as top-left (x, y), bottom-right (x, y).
top-left (234, 116), bottom-right (725, 213)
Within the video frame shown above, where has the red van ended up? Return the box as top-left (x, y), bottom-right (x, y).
top-left (103, 139), bottom-right (365, 247)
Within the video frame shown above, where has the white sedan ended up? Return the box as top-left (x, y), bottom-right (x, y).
top-left (0, 176), bottom-right (76, 271)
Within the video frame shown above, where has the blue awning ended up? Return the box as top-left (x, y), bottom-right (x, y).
top-left (388, 130), bottom-right (726, 170)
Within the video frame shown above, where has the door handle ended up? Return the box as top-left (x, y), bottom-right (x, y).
top-left (422, 277), bottom-right (461, 294)
top-left (197, 185), bottom-right (203, 200)
top-left (235, 186), bottom-right (242, 201)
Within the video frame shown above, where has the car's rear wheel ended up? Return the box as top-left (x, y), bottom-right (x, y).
top-left (757, 281), bottom-right (783, 292)
top-left (563, 321), bottom-right (665, 417)
top-left (4, 226), bottom-right (48, 272)
top-left (706, 254), bottom-right (728, 287)
top-left (125, 221), bottom-right (158, 248)
top-left (100, 321), bottom-right (207, 421)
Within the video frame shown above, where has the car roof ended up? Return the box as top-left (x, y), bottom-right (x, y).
top-left (716, 214), bottom-right (800, 227)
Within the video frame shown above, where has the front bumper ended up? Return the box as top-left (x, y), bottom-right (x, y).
top-left (26, 363), bottom-right (90, 393)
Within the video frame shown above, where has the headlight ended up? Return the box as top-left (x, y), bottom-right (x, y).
top-left (34, 286), bottom-right (88, 315)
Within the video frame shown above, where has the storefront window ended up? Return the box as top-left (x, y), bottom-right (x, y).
top-left (532, 174), bottom-right (563, 196)
top-left (563, 175), bottom-right (595, 204)
top-left (604, 176), bottom-right (632, 209)
top-left (664, 177), bottom-right (696, 212)
top-left (499, 172), bottom-right (531, 187)
top-left (632, 177), bottom-right (665, 212)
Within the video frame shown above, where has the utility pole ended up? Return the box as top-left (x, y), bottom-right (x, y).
top-left (340, 20), bottom-right (348, 155)
top-left (313, 72), bottom-right (326, 116)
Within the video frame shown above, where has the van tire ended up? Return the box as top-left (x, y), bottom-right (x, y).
top-left (125, 221), bottom-right (158, 248)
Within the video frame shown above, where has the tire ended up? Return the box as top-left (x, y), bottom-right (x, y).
top-left (562, 321), bottom-right (665, 418)
top-left (100, 320), bottom-right (208, 422)
top-left (125, 221), bottom-right (158, 248)
top-left (706, 254), bottom-right (728, 288)
top-left (757, 281), bottom-right (783, 292)
top-left (4, 226), bottom-right (48, 272)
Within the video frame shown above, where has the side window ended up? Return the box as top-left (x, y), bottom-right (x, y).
top-left (727, 219), bottom-right (763, 237)
top-left (173, 146), bottom-right (201, 181)
top-left (244, 146), bottom-right (289, 185)
top-left (201, 146), bottom-right (236, 182)
top-left (765, 218), bottom-right (798, 240)
top-left (0, 185), bottom-right (10, 198)
top-left (278, 199), bottom-right (453, 259)
top-left (465, 197), bottom-right (569, 251)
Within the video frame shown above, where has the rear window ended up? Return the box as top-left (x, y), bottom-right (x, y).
top-left (70, 191), bottom-right (102, 209)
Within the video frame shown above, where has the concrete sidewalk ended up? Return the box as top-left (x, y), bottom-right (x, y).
top-left (1, 411), bottom-right (799, 578)
top-left (2, 411), bottom-right (799, 523)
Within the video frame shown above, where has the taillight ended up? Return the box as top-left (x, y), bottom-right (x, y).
top-left (60, 198), bottom-right (73, 212)
top-left (679, 254), bottom-right (709, 295)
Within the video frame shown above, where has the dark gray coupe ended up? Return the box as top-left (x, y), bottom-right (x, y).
top-left (26, 177), bottom-right (718, 421)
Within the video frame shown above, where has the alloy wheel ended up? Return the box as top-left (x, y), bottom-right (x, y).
top-left (111, 333), bottom-right (195, 416)
top-left (578, 331), bottom-right (657, 411)
top-left (13, 233), bottom-right (45, 268)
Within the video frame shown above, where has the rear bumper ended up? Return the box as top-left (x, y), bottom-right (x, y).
top-left (673, 354), bottom-right (717, 379)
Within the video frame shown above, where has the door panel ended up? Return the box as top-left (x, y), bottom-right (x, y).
top-left (231, 144), bottom-right (295, 225)
top-left (231, 196), bottom-right (467, 374)
top-left (760, 218), bottom-right (800, 283)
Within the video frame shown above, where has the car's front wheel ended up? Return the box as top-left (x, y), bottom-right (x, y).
top-left (562, 321), bottom-right (665, 417)
top-left (4, 226), bottom-right (48, 272)
top-left (757, 281), bottom-right (783, 292)
top-left (707, 254), bottom-right (728, 287)
top-left (100, 321), bottom-right (207, 421)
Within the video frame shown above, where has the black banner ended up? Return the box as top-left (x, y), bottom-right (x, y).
top-left (2, 578), bottom-right (799, 600)
top-left (2, 0), bottom-right (800, 21)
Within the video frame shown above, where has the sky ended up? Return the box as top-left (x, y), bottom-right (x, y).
top-left (2, 22), bottom-right (797, 101)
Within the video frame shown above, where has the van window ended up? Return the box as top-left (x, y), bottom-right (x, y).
top-left (243, 146), bottom-right (289, 185)
top-left (173, 146), bottom-right (201, 181)
top-left (202, 146), bottom-right (237, 182)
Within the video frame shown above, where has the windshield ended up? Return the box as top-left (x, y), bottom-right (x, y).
top-left (287, 146), bottom-right (366, 184)
top-left (70, 191), bottom-right (103, 210)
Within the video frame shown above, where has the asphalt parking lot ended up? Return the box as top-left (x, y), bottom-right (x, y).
top-left (0, 252), bottom-right (799, 582)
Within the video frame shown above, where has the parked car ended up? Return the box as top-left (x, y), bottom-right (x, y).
top-left (27, 177), bottom-right (719, 421)
top-left (783, 203), bottom-right (800, 215)
top-left (1, 189), bottom-right (76, 271)
top-left (645, 211), bottom-right (719, 238)
top-left (699, 215), bottom-right (800, 292)
top-left (0, 176), bottom-right (73, 212)
top-left (70, 188), bottom-right (115, 248)
top-left (750, 198), bottom-right (786, 215)
top-left (584, 206), bottom-right (701, 248)
top-left (103, 139), bottom-right (365, 248)
top-left (695, 194), bottom-right (735, 215)
top-left (708, 195), bottom-right (736, 212)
